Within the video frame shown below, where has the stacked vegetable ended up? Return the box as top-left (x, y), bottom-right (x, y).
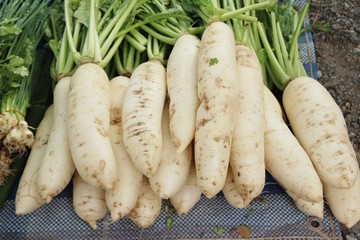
top-left (10, 0), bottom-right (360, 231)
top-left (0, 0), bottom-right (53, 206)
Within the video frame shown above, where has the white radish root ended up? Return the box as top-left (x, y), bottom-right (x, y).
top-left (128, 176), bottom-right (162, 228)
top-left (324, 169), bottom-right (360, 228)
top-left (286, 190), bottom-right (324, 219)
top-left (195, 21), bottom-right (239, 198)
top-left (264, 86), bottom-right (323, 203)
top-left (230, 45), bottom-right (265, 205)
top-left (170, 161), bottom-right (202, 216)
top-left (222, 166), bottom-right (246, 209)
top-left (67, 63), bottom-right (117, 190)
top-left (106, 76), bottom-right (143, 222)
top-left (122, 60), bottom-right (166, 178)
top-left (37, 77), bottom-right (75, 203)
top-left (283, 76), bottom-right (359, 189)
top-left (73, 171), bottom-right (108, 229)
top-left (149, 99), bottom-right (192, 199)
top-left (166, 34), bottom-right (200, 154)
top-left (15, 105), bottom-right (54, 215)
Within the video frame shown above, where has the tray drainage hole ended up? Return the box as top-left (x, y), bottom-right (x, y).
top-left (306, 217), bottom-right (323, 232)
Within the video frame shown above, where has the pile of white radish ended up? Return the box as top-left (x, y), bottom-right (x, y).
top-left (14, 19), bottom-right (360, 231)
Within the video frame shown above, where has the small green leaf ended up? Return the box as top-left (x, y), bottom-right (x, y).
top-left (0, 25), bottom-right (22, 37)
top-left (164, 199), bottom-right (176, 214)
top-left (8, 82), bottom-right (22, 88)
top-left (165, 217), bottom-right (173, 229)
top-left (245, 209), bottom-right (254, 218)
top-left (213, 226), bottom-right (225, 235)
top-left (7, 56), bottom-right (29, 77)
top-left (48, 40), bottom-right (61, 59)
top-left (74, 0), bottom-right (101, 27)
top-left (209, 57), bottom-right (219, 66)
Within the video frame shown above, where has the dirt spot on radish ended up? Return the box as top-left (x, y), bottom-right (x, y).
top-left (213, 135), bottom-right (230, 148)
top-left (133, 87), bottom-right (144, 95)
top-left (236, 49), bottom-right (255, 68)
top-left (110, 108), bottom-right (121, 125)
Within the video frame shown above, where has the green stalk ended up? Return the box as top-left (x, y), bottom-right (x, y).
top-left (270, 12), bottom-right (286, 71)
top-left (113, 49), bottom-right (125, 76)
top-left (289, 2), bottom-right (309, 63)
top-left (257, 21), bottom-right (290, 90)
top-left (219, 1), bottom-right (274, 22)
top-left (276, 22), bottom-right (294, 76)
top-left (140, 25), bottom-right (177, 45)
top-left (129, 30), bottom-right (148, 46)
top-left (100, 0), bottom-right (141, 59)
top-left (256, 1), bottom-right (310, 90)
top-left (64, 0), bottom-right (81, 64)
top-left (125, 34), bottom-right (147, 53)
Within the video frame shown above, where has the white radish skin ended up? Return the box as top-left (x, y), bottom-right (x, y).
top-left (230, 45), bottom-right (265, 205)
top-left (128, 176), bottom-right (162, 228)
top-left (283, 76), bottom-right (359, 188)
top-left (222, 166), bottom-right (246, 209)
top-left (122, 60), bottom-right (166, 178)
top-left (15, 105), bottom-right (54, 215)
top-left (68, 63), bottom-right (117, 190)
top-left (105, 76), bottom-right (143, 222)
top-left (73, 171), bottom-right (108, 229)
top-left (195, 22), bottom-right (239, 198)
top-left (166, 34), bottom-right (200, 154)
top-left (286, 190), bottom-right (324, 219)
top-left (324, 170), bottom-right (360, 228)
top-left (170, 162), bottom-right (202, 216)
top-left (264, 86), bottom-right (323, 203)
top-left (149, 100), bottom-right (192, 199)
top-left (37, 77), bottom-right (75, 203)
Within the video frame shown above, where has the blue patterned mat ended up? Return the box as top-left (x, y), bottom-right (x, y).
top-left (0, 1), bottom-right (343, 239)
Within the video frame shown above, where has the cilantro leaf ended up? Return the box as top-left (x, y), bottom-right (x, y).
top-left (213, 226), bottom-right (225, 235)
top-left (209, 57), bottom-right (219, 66)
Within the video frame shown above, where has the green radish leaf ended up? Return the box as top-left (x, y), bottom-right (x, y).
top-left (245, 209), bottom-right (254, 218)
top-left (209, 57), bottom-right (219, 66)
top-left (213, 226), bottom-right (225, 235)
top-left (165, 217), bottom-right (173, 229)
top-left (74, 0), bottom-right (101, 27)
top-left (48, 39), bottom-right (61, 59)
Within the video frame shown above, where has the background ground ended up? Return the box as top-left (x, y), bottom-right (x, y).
top-left (309, 0), bottom-right (360, 239)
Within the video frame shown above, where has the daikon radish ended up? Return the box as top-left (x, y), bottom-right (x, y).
top-left (263, 86), bottom-right (323, 203)
top-left (170, 162), bottom-right (202, 216)
top-left (195, 21), bottom-right (239, 198)
top-left (128, 176), bottom-right (162, 228)
top-left (122, 60), bottom-right (166, 178)
top-left (286, 190), bottom-right (324, 219)
top-left (149, 100), bottom-right (192, 199)
top-left (67, 63), bottom-right (117, 190)
top-left (230, 45), bottom-right (265, 205)
top-left (105, 76), bottom-right (143, 222)
top-left (166, 34), bottom-right (200, 154)
top-left (222, 166), bottom-right (246, 209)
top-left (283, 76), bottom-right (359, 189)
top-left (37, 77), bottom-right (75, 203)
top-left (256, 4), bottom-right (358, 189)
top-left (15, 105), bottom-right (54, 215)
top-left (73, 171), bottom-right (108, 229)
top-left (324, 170), bottom-right (360, 228)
